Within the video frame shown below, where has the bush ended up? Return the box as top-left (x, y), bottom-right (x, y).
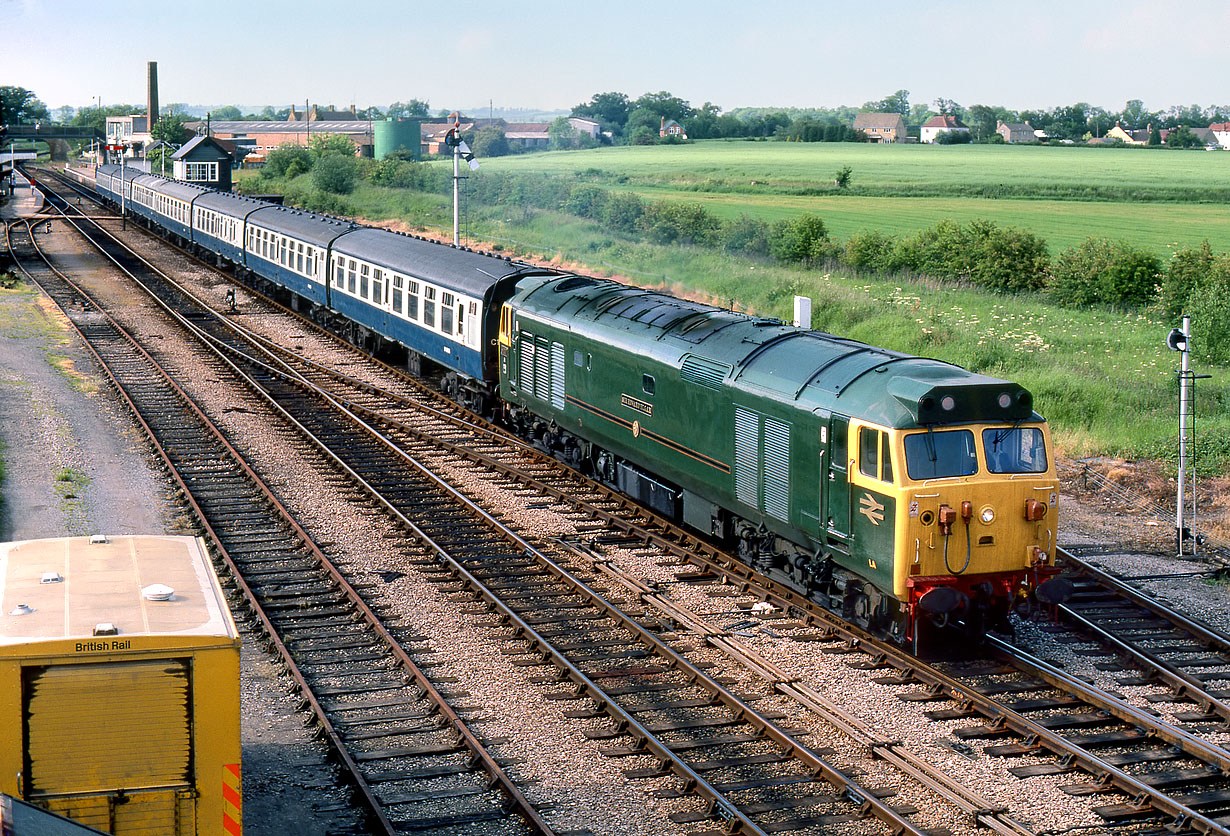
top-left (843, 229), bottom-right (898, 271)
top-left (935, 130), bottom-right (972, 144)
top-left (1159, 241), bottom-right (1230, 319)
top-left (720, 214), bottom-right (771, 257)
top-left (564, 184), bottom-right (608, 219)
top-left (312, 154), bottom-right (357, 194)
top-left (770, 213), bottom-right (830, 263)
top-left (366, 157), bottom-right (426, 189)
top-left (264, 144), bottom-right (312, 177)
top-left (600, 191), bottom-right (645, 233)
top-left (1048, 237), bottom-right (1162, 307)
top-left (1187, 274), bottom-right (1230, 364)
top-left (641, 201), bottom-right (721, 246)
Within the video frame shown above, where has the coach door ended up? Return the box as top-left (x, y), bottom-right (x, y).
top-left (824, 413), bottom-right (851, 549)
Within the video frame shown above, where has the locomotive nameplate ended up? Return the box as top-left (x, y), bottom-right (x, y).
top-left (621, 394), bottom-right (653, 417)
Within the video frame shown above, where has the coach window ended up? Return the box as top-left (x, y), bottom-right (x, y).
top-left (407, 281), bottom-right (419, 320)
top-left (306, 247), bottom-right (315, 278)
top-left (424, 287), bottom-right (436, 328)
top-left (347, 260), bottom-right (357, 294)
top-left (456, 301), bottom-right (464, 337)
top-left (360, 264), bottom-right (370, 299)
top-left (372, 269), bottom-right (383, 305)
top-left (441, 292), bottom-right (454, 334)
top-left (296, 243), bottom-right (304, 274)
top-left (392, 275), bottom-right (404, 313)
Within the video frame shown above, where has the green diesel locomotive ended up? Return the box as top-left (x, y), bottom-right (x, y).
top-left (499, 275), bottom-right (1061, 648)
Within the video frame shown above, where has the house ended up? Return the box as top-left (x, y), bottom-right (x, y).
top-left (1105, 121), bottom-right (1153, 145)
top-left (569, 117), bottom-right (601, 139)
top-left (659, 118), bottom-right (687, 139)
top-left (919, 114), bottom-right (969, 144)
top-left (1211, 122), bottom-right (1230, 149)
top-left (171, 135), bottom-right (235, 190)
top-left (996, 120), bottom-right (1036, 143)
top-left (853, 112), bottom-right (906, 143)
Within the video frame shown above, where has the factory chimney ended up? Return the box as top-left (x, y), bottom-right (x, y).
top-left (147, 61), bottom-right (159, 128)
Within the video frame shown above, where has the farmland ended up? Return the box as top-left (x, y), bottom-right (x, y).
top-left (482, 142), bottom-right (1230, 254)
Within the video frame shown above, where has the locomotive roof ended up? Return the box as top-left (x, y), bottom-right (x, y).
top-left (331, 228), bottom-right (538, 299)
top-left (515, 275), bottom-right (1039, 428)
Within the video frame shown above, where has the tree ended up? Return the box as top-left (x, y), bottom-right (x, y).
top-left (309, 133), bottom-right (355, 159)
top-left (151, 113), bottom-right (190, 145)
top-left (1166, 126), bottom-right (1203, 148)
top-left (0, 86), bottom-right (49, 124)
top-left (933, 98), bottom-right (963, 117)
top-left (312, 154), bottom-right (357, 194)
top-left (865, 89), bottom-right (910, 116)
top-left (1118, 98), bottom-right (1154, 129)
top-left (685, 102), bottom-right (722, 139)
top-left (833, 166), bottom-right (852, 189)
top-left (54, 105), bottom-right (75, 124)
top-left (1147, 124), bottom-right (1162, 145)
top-left (968, 104), bottom-right (1012, 141)
top-left (632, 91), bottom-right (695, 124)
top-left (210, 106), bottom-right (243, 120)
top-left (387, 100), bottom-right (430, 119)
top-left (571, 92), bottom-right (632, 133)
top-left (472, 125), bottom-right (510, 157)
top-left (264, 144), bottom-right (313, 177)
top-left (548, 116), bottom-right (580, 150)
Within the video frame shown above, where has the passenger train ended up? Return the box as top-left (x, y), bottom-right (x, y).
top-left (91, 163), bottom-right (1067, 651)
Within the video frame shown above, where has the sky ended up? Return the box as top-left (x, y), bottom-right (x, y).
top-left (3, 0), bottom-right (1227, 116)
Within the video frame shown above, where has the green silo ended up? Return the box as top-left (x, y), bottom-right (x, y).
top-left (374, 119), bottom-right (422, 160)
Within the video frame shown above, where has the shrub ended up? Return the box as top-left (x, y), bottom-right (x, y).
top-left (1159, 241), bottom-right (1230, 319)
top-left (720, 214), bottom-right (771, 257)
top-left (600, 191), bottom-right (645, 233)
top-left (564, 184), bottom-right (608, 219)
top-left (936, 130), bottom-right (972, 145)
top-left (366, 157), bottom-right (425, 189)
top-left (1048, 237), bottom-right (1162, 307)
top-left (641, 201), bottom-right (721, 246)
top-left (843, 229), bottom-right (898, 271)
top-left (1187, 274), bottom-right (1230, 364)
top-left (264, 144), bottom-right (312, 177)
top-left (770, 213), bottom-right (830, 263)
top-left (312, 154), bottom-right (357, 194)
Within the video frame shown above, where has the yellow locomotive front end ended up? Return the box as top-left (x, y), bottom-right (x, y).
top-left (893, 421), bottom-right (1060, 640)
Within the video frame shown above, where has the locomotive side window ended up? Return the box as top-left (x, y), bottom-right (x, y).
top-left (904, 430), bottom-right (978, 480)
top-left (642, 374), bottom-right (655, 395)
top-left (881, 434), bottom-right (894, 482)
top-left (983, 427), bottom-right (1047, 474)
top-left (859, 428), bottom-right (878, 478)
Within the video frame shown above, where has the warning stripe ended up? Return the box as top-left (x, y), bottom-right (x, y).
top-left (223, 763), bottom-right (242, 835)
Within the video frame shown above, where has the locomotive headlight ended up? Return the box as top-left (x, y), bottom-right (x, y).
top-left (979, 506), bottom-right (995, 525)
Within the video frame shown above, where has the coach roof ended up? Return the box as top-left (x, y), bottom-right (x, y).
top-left (246, 205), bottom-right (358, 247)
top-left (331, 228), bottom-right (531, 298)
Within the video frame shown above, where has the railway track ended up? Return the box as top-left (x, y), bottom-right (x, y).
top-left (4, 211), bottom-right (554, 836)
top-left (25, 166), bottom-right (1230, 835)
top-left (22, 166), bottom-right (977, 836)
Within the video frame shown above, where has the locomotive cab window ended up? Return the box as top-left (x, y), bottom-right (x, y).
top-left (904, 429), bottom-right (978, 480)
top-left (858, 427), bottom-right (894, 482)
top-left (983, 427), bottom-right (1047, 474)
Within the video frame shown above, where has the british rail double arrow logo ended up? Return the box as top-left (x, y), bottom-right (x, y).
top-left (859, 493), bottom-right (885, 526)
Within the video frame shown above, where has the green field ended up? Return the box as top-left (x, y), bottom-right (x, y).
top-left (481, 142), bottom-right (1230, 254)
